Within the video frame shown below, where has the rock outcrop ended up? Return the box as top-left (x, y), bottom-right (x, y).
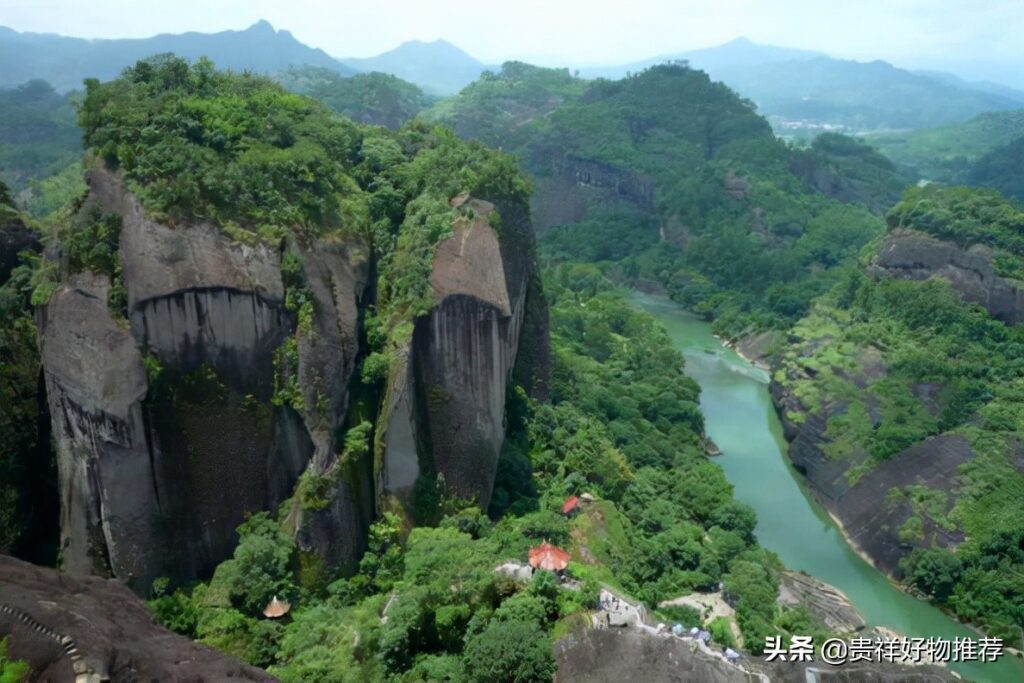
top-left (37, 168), bottom-right (370, 591)
top-left (553, 627), bottom-right (958, 683)
top-left (778, 571), bottom-right (866, 634)
top-left (0, 553), bottom-right (275, 682)
top-left (869, 229), bottom-right (1024, 324)
top-left (377, 194), bottom-right (547, 516)
top-left (772, 374), bottom-right (969, 575)
top-left (36, 166), bottom-right (547, 590)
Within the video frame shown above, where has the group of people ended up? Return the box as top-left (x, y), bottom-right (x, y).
top-left (669, 624), bottom-right (741, 665)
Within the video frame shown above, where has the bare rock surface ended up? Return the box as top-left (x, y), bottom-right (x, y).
top-left (0, 554), bottom-right (275, 682)
top-left (869, 229), bottom-right (1024, 324)
top-left (778, 571), bottom-right (867, 634)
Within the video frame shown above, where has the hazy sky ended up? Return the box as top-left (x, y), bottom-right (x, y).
top-left (2, 0), bottom-right (1022, 72)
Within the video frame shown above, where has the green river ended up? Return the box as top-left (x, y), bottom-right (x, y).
top-left (631, 290), bottom-right (1024, 683)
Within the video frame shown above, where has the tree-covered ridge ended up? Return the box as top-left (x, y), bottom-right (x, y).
top-left (866, 108), bottom-right (1024, 183)
top-left (774, 188), bottom-right (1024, 641)
top-left (433, 62), bottom-right (911, 337)
top-left (966, 136), bottom-right (1024, 203)
top-left (0, 79), bottom-right (82, 208)
top-left (78, 55), bottom-right (365, 239)
top-left (423, 61), bottom-right (589, 149)
top-left (887, 185), bottom-right (1024, 278)
top-left (533, 63), bottom-right (771, 178)
top-left (276, 66), bottom-right (434, 130)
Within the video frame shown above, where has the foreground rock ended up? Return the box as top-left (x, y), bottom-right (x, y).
top-left (0, 554), bottom-right (274, 682)
top-left (377, 193), bottom-right (548, 515)
top-left (554, 628), bottom-right (958, 683)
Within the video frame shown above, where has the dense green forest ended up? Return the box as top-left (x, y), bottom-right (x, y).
top-left (147, 272), bottom-right (830, 678)
top-left (4, 39), bottom-right (1024, 679)
top-left (866, 109), bottom-right (1024, 182)
top-left (432, 62), bottom-right (906, 337)
top-left (276, 66), bottom-right (434, 130)
top-left (0, 56), bottom-right (849, 678)
top-left (0, 79), bottom-right (84, 215)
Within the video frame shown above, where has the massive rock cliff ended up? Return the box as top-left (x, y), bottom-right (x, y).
top-left (868, 229), bottom-right (1024, 324)
top-left (377, 194), bottom-right (548, 517)
top-left (36, 167), bottom-right (547, 590)
top-left (37, 168), bottom-right (369, 591)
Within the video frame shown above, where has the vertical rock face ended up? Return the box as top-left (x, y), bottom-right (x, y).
top-left (38, 169), bottom-right (368, 591)
top-left (378, 195), bottom-right (548, 514)
top-left (38, 271), bottom-right (150, 582)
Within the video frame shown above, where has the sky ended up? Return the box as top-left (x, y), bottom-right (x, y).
top-left (1, 0), bottom-right (1022, 78)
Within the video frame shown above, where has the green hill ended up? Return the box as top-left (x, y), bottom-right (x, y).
top-left (277, 66), bottom-right (433, 129)
top-left (342, 39), bottom-right (486, 95)
top-left (774, 186), bottom-right (1024, 640)
top-left (865, 109), bottom-right (1024, 182)
top-left (584, 39), bottom-right (1024, 132)
top-left (432, 62), bottom-right (908, 336)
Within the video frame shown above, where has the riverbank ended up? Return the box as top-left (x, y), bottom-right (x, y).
top-left (629, 289), bottom-right (1024, 683)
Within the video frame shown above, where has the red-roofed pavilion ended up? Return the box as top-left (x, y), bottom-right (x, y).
top-left (528, 542), bottom-right (570, 572)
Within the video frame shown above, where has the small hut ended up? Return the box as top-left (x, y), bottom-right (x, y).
top-left (561, 495), bottom-right (581, 517)
top-left (528, 542), bottom-right (570, 572)
top-left (263, 595), bottom-right (291, 619)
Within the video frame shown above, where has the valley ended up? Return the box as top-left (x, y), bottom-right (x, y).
top-left (2, 8), bottom-right (1024, 682)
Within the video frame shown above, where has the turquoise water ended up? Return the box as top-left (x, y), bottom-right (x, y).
top-left (630, 290), bottom-right (1024, 683)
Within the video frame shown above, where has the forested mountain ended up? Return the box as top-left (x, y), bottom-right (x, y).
top-left (431, 61), bottom-right (908, 335)
top-left (276, 66), bottom-right (433, 129)
top-left (343, 39), bottom-right (488, 95)
top-left (432, 56), bottom-right (1024, 651)
top-left (0, 79), bottom-right (81, 205)
top-left (0, 49), bottom-right (957, 681)
top-left (580, 36), bottom-right (824, 79)
top-left (585, 38), bottom-right (1024, 132)
top-left (2, 14), bottom-right (1024, 681)
top-left (967, 136), bottom-right (1024, 202)
top-left (866, 109), bottom-right (1024, 182)
top-left (0, 20), bottom-right (354, 92)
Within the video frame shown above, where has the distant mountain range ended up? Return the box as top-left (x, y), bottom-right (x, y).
top-left (0, 21), bottom-right (355, 91)
top-left (1, 24), bottom-right (1023, 131)
top-left (583, 38), bottom-right (1024, 131)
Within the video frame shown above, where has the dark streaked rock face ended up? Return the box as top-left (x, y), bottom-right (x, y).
top-left (0, 554), bottom-right (276, 682)
top-left (869, 229), bottom-right (1024, 325)
top-left (377, 195), bottom-right (548, 515)
top-left (771, 376), bottom-right (970, 576)
top-left (36, 168), bottom-right (546, 589)
top-left (37, 169), bottom-right (369, 591)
